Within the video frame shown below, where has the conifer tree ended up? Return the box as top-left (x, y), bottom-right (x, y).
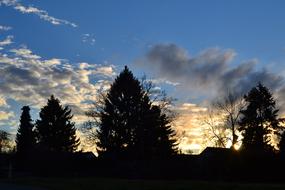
top-left (239, 83), bottom-right (281, 152)
top-left (16, 106), bottom-right (35, 154)
top-left (90, 66), bottom-right (177, 159)
top-left (137, 105), bottom-right (177, 158)
top-left (35, 95), bottom-right (80, 152)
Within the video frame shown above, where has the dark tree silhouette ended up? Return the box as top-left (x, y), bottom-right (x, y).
top-left (35, 95), bottom-right (80, 152)
top-left (87, 66), bottom-right (177, 159)
top-left (239, 83), bottom-right (281, 152)
top-left (16, 106), bottom-right (35, 155)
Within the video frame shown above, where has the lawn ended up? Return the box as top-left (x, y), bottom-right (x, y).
top-left (2, 177), bottom-right (285, 190)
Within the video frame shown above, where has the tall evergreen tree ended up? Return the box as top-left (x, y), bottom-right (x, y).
top-left (16, 106), bottom-right (35, 154)
top-left (92, 66), bottom-right (177, 158)
top-left (239, 83), bottom-right (281, 152)
top-left (137, 105), bottom-right (177, 158)
top-left (35, 95), bottom-right (80, 152)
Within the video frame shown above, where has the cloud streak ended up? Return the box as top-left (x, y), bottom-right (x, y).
top-left (0, 25), bottom-right (12, 31)
top-left (82, 34), bottom-right (96, 45)
top-left (0, 35), bottom-right (13, 46)
top-left (0, 0), bottom-right (77, 27)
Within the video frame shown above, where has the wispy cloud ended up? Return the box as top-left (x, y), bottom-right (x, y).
top-left (0, 25), bottom-right (12, 31)
top-left (82, 34), bottom-right (96, 45)
top-left (0, 35), bottom-right (13, 46)
top-left (0, 0), bottom-right (77, 27)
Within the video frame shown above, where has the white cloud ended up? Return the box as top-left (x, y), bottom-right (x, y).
top-left (0, 44), bottom-right (116, 126)
top-left (10, 47), bottom-right (41, 59)
top-left (0, 0), bottom-right (77, 27)
top-left (150, 78), bottom-right (180, 86)
top-left (82, 34), bottom-right (96, 45)
top-left (93, 66), bottom-right (116, 76)
top-left (0, 25), bottom-right (12, 31)
top-left (0, 35), bottom-right (13, 46)
top-left (44, 58), bottom-right (62, 66)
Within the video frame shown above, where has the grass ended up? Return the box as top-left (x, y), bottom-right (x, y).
top-left (2, 177), bottom-right (285, 190)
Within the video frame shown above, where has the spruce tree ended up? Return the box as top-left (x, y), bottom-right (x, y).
top-left (137, 105), bottom-right (177, 158)
top-left (239, 83), bottom-right (281, 152)
top-left (35, 95), bottom-right (80, 152)
top-left (94, 66), bottom-right (177, 159)
top-left (16, 106), bottom-right (35, 154)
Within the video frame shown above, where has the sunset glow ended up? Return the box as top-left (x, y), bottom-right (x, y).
top-left (0, 1), bottom-right (285, 154)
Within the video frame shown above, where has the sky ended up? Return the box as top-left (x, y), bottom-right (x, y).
top-left (1, 0), bottom-right (285, 153)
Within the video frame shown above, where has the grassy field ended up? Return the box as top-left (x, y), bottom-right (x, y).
top-left (2, 177), bottom-right (285, 190)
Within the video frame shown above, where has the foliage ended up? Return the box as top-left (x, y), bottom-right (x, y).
top-left (35, 95), bottom-right (80, 152)
top-left (16, 106), bottom-right (35, 154)
top-left (85, 66), bottom-right (177, 159)
top-left (239, 83), bottom-right (282, 152)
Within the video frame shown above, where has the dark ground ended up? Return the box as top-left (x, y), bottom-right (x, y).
top-left (0, 182), bottom-right (46, 190)
top-left (2, 177), bottom-right (285, 190)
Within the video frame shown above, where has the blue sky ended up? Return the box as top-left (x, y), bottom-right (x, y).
top-left (1, 0), bottom-right (285, 153)
top-left (3, 0), bottom-right (285, 66)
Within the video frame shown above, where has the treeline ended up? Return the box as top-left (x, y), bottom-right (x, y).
top-left (204, 83), bottom-right (285, 154)
top-left (0, 66), bottom-right (285, 180)
top-left (7, 66), bottom-right (177, 160)
top-left (2, 66), bottom-right (285, 156)
top-left (0, 66), bottom-right (179, 176)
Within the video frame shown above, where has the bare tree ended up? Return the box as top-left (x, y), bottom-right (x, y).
top-left (140, 76), bottom-right (176, 117)
top-left (202, 109), bottom-right (229, 148)
top-left (81, 89), bottom-right (107, 153)
top-left (201, 92), bottom-right (245, 149)
top-left (213, 92), bottom-right (245, 149)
